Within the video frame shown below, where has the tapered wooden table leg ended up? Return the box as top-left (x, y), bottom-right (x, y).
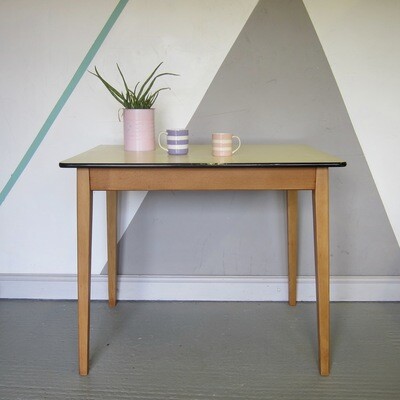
top-left (107, 191), bottom-right (118, 308)
top-left (287, 190), bottom-right (298, 306)
top-left (77, 168), bottom-right (92, 376)
top-left (312, 168), bottom-right (330, 376)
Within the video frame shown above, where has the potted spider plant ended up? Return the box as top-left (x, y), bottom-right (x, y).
top-left (90, 62), bottom-right (178, 151)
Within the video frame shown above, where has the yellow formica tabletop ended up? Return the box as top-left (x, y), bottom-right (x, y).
top-left (60, 144), bottom-right (346, 168)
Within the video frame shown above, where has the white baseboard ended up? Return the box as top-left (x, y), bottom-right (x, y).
top-left (1, 274), bottom-right (400, 301)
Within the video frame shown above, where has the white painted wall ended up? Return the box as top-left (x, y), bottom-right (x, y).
top-left (0, 0), bottom-right (257, 274)
top-left (303, 0), bottom-right (400, 246)
top-left (1, 0), bottom-right (399, 300)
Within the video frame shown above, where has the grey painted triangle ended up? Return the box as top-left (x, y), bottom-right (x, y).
top-left (103, 0), bottom-right (400, 277)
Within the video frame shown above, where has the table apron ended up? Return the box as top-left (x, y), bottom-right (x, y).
top-left (88, 167), bottom-right (317, 191)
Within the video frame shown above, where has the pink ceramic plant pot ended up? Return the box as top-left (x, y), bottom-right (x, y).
top-left (123, 109), bottom-right (155, 151)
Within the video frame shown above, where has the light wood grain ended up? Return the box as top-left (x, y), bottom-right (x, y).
top-left (287, 190), bottom-right (298, 306)
top-left (312, 167), bottom-right (330, 376)
top-left (107, 191), bottom-right (118, 308)
top-left (77, 168), bottom-right (92, 376)
top-left (90, 167), bottom-right (316, 191)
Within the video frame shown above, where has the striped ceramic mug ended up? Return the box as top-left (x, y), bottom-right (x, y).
top-left (158, 129), bottom-right (189, 155)
top-left (212, 133), bottom-right (241, 156)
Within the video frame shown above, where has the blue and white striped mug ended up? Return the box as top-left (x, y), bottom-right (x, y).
top-left (158, 129), bottom-right (189, 155)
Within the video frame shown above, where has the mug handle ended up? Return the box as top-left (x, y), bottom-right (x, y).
top-left (232, 136), bottom-right (241, 154)
top-left (158, 131), bottom-right (168, 151)
top-left (118, 108), bottom-right (124, 122)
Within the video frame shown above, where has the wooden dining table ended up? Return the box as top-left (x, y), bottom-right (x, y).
top-left (60, 144), bottom-right (346, 376)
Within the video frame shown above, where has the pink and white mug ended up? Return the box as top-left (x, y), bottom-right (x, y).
top-left (212, 133), bottom-right (241, 156)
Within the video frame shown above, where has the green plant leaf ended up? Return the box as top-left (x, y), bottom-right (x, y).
top-left (89, 62), bottom-right (178, 109)
top-left (116, 63), bottom-right (132, 104)
top-left (89, 67), bottom-right (126, 106)
top-left (146, 87), bottom-right (170, 107)
top-left (136, 62), bottom-right (163, 100)
top-left (140, 72), bottom-right (178, 101)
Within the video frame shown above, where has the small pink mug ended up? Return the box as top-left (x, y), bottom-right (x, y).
top-left (212, 133), bottom-right (241, 156)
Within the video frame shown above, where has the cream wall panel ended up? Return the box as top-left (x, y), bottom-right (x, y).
top-left (67, 0), bottom-right (257, 274)
top-left (0, 0), bottom-right (118, 191)
top-left (303, 0), bottom-right (400, 246)
top-left (0, 0), bottom-right (257, 274)
top-left (0, 0), bottom-right (118, 274)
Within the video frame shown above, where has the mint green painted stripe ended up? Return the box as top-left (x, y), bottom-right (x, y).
top-left (0, 0), bottom-right (129, 206)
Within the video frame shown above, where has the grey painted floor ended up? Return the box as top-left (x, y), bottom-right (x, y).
top-left (0, 301), bottom-right (399, 399)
